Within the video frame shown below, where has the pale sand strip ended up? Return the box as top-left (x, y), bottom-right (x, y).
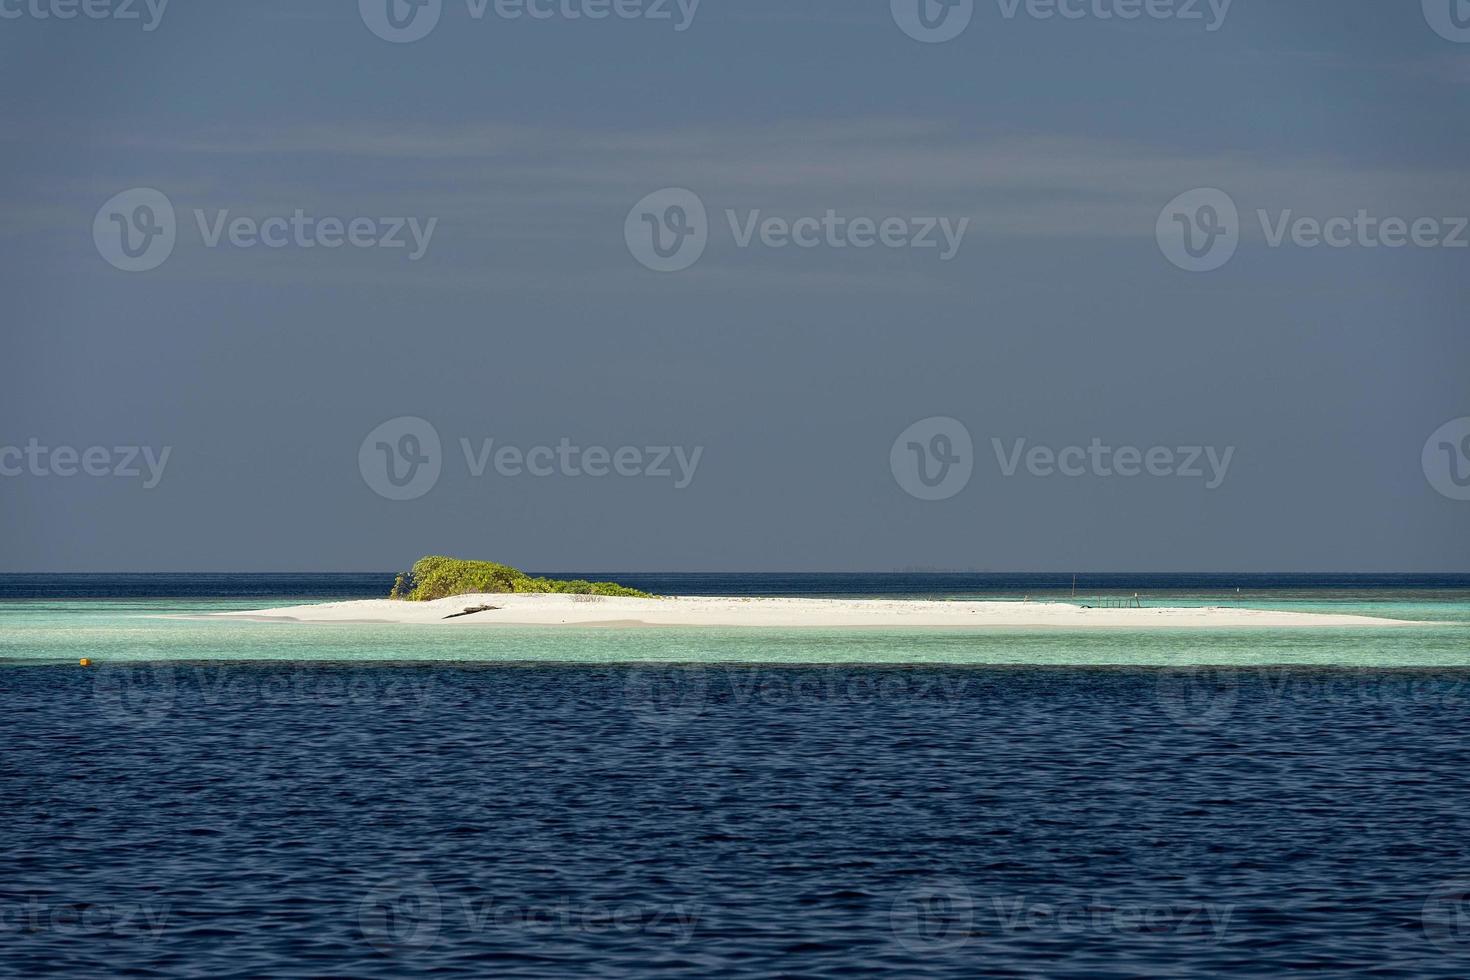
top-left (204, 594), bottom-right (1423, 629)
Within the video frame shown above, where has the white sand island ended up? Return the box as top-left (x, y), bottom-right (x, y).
top-left (208, 594), bottom-right (1418, 629)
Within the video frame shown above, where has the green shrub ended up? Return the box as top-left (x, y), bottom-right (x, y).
top-left (389, 573), bottom-right (410, 600)
top-left (389, 556), bottom-right (654, 601)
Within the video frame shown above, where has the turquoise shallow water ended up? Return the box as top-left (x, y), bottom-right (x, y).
top-left (2, 594), bottom-right (1466, 667)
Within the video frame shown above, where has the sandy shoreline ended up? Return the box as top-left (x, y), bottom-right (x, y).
top-left (201, 594), bottom-right (1422, 629)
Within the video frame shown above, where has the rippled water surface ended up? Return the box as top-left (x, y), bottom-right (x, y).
top-left (7, 665), bottom-right (1470, 977)
top-left (4, 576), bottom-right (1470, 976)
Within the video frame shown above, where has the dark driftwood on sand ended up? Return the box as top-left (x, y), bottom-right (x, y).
top-left (443, 605), bottom-right (500, 620)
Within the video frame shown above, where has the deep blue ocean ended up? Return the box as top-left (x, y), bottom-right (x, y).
top-left (4, 574), bottom-right (1470, 977)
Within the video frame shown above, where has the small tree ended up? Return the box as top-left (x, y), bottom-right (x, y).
top-left (389, 572), bottom-right (411, 600)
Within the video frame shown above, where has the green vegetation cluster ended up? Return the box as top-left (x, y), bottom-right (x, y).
top-left (389, 556), bottom-right (655, 601)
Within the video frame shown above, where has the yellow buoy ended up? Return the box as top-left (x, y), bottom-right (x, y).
top-left (79, 658), bottom-right (92, 667)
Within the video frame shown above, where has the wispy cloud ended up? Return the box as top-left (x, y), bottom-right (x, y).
top-left (7, 116), bottom-right (1470, 296)
top-left (71, 117), bottom-right (1470, 233)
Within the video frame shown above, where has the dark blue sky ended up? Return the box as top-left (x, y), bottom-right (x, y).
top-left (1, 0), bottom-right (1467, 571)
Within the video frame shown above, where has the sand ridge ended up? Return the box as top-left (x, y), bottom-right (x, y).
top-left (204, 594), bottom-right (1422, 629)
